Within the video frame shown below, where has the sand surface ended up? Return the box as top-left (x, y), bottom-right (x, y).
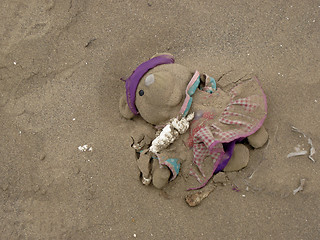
top-left (1, 0), bottom-right (319, 239)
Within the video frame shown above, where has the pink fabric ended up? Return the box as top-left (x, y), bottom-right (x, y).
top-left (208, 77), bottom-right (268, 152)
top-left (188, 76), bottom-right (267, 190)
top-left (179, 71), bottom-right (200, 116)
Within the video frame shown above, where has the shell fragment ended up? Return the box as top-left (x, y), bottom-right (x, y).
top-left (149, 113), bottom-right (194, 154)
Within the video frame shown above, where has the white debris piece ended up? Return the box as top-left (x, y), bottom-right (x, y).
top-left (287, 151), bottom-right (308, 158)
top-left (287, 144), bottom-right (307, 158)
top-left (293, 178), bottom-right (305, 195)
top-left (78, 144), bottom-right (93, 152)
top-left (291, 126), bottom-right (316, 162)
top-left (308, 138), bottom-right (315, 162)
top-left (149, 113), bottom-right (194, 154)
top-left (149, 125), bottom-right (178, 154)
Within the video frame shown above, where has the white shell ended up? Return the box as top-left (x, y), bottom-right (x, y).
top-left (149, 113), bottom-right (194, 154)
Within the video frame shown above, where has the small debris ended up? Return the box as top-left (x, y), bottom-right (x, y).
top-left (287, 150), bottom-right (308, 158)
top-left (308, 138), bottom-right (316, 162)
top-left (231, 182), bottom-right (240, 192)
top-left (84, 38), bottom-right (97, 48)
top-left (40, 153), bottom-right (46, 161)
top-left (291, 126), bottom-right (316, 162)
top-left (73, 166), bottom-right (81, 174)
top-left (248, 153), bottom-right (265, 179)
top-left (293, 178), bottom-right (305, 195)
top-left (185, 187), bottom-right (214, 207)
top-left (78, 144), bottom-right (93, 152)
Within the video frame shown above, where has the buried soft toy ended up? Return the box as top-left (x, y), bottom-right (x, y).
top-left (119, 53), bottom-right (268, 190)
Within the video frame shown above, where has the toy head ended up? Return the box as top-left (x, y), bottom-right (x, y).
top-left (119, 54), bottom-right (193, 125)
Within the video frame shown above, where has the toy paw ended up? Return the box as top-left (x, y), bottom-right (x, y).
top-left (248, 125), bottom-right (268, 148)
top-left (152, 166), bottom-right (171, 189)
top-left (224, 144), bottom-right (249, 172)
top-left (136, 149), bottom-right (152, 185)
top-left (131, 133), bottom-right (152, 151)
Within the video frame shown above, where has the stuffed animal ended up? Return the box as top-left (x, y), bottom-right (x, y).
top-left (119, 53), bottom-right (268, 190)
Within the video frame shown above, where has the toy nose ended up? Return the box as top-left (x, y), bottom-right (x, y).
top-left (145, 74), bottom-right (155, 86)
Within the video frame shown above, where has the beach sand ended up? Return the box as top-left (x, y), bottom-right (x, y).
top-left (1, 0), bottom-right (319, 239)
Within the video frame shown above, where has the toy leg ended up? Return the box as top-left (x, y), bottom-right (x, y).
top-left (151, 160), bottom-right (171, 189)
top-left (223, 144), bottom-right (249, 172)
top-left (248, 125), bottom-right (268, 148)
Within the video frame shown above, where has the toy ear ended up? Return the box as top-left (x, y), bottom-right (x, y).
top-left (119, 93), bottom-right (135, 119)
top-left (151, 52), bottom-right (174, 59)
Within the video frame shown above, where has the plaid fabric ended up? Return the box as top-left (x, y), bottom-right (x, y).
top-left (189, 128), bottom-right (224, 185)
top-left (230, 97), bottom-right (259, 112)
top-left (187, 77), bottom-right (267, 189)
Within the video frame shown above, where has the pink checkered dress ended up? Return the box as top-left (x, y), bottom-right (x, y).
top-left (187, 76), bottom-right (267, 189)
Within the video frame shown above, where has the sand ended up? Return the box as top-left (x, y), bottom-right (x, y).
top-left (1, 0), bottom-right (319, 239)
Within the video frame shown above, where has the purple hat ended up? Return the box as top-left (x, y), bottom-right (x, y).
top-left (124, 55), bottom-right (175, 115)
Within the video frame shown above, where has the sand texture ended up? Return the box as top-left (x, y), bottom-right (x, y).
top-left (1, 0), bottom-right (319, 239)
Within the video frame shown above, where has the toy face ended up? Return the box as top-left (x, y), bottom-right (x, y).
top-left (135, 64), bottom-right (194, 125)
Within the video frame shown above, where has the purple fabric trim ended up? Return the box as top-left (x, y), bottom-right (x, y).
top-left (215, 141), bottom-right (236, 172)
top-left (124, 55), bottom-right (175, 115)
top-left (215, 137), bottom-right (245, 173)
